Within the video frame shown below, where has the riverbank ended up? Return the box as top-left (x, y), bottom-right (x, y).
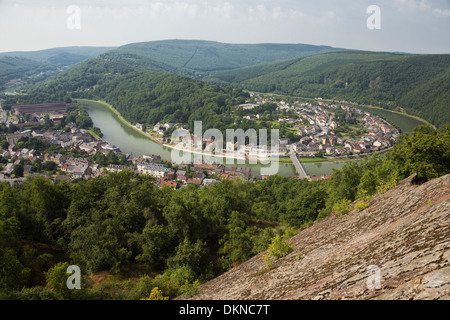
top-left (81, 102), bottom-right (365, 177)
top-left (317, 98), bottom-right (430, 133)
top-left (163, 143), bottom-right (247, 161)
top-left (79, 99), bottom-right (396, 179)
top-left (356, 104), bottom-right (432, 126)
top-left (77, 99), bottom-right (165, 145)
top-left (78, 99), bottom-right (294, 163)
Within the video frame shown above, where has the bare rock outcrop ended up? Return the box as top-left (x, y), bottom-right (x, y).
top-left (188, 174), bottom-right (450, 300)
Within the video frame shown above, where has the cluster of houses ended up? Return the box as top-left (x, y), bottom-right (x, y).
top-left (108, 160), bottom-right (252, 190)
top-left (290, 103), bottom-right (399, 157)
top-left (237, 94), bottom-right (400, 158)
top-left (1, 121), bottom-right (254, 188)
top-left (1, 103), bottom-right (258, 188)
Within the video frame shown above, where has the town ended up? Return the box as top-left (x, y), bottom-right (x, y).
top-left (0, 102), bottom-right (253, 188)
top-left (0, 95), bottom-right (400, 188)
top-left (233, 93), bottom-right (400, 158)
top-left (148, 93), bottom-right (400, 162)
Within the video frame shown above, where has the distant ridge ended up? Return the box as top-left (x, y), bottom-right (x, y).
top-left (113, 39), bottom-right (343, 74)
top-left (0, 46), bottom-right (116, 68)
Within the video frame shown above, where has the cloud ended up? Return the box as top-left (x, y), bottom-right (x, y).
top-left (392, 0), bottom-right (450, 17)
top-left (434, 8), bottom-right (450, 16)
top-left (393, 0), bottom-right (432, 11)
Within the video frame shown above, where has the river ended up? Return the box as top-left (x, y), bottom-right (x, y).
top-left (81, 100), bottom-right (349, 177)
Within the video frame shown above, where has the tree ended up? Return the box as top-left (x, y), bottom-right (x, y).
top-left (42, 161), bottom-right (57, 172)
top-left (43, 114), bottom-right (51, 127)
top-left (92, 127), bottom-right (103, 138)
top-left (315, 150), bottom-right (325, 158)
top-left (106, 152), bottom-right (119, 165)
top-left (219, 211), bottom-right (253, 266)
top-left (0, 139), bottom-right (9, 150)
top-left (138, 224), bottom-right (175, 271)
top-left (262, 233), bottom-right (294, 270)
top-left (0, 248), bottom-right (30, 292)
top-left (45, 262), bottom-right (88, 300)
top-left (93, 151), bottom-right (107, 166)
top-left (13, 164), bottom-right (24, 177)
top-left (166, 238), bottom-right (210, 279)
top-left (388, 125), bottom-right (450, 182)
top-left (32, 159), bottom-right (42, 173)
top-left (357, 170), bottom-right (378, 197)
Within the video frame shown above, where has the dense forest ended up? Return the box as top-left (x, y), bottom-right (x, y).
top-left (0, 47), bottom-right (116, 89)
top-left (1, 125), bottom-right (448, 300)
top-left (0, 40), bottom-right (340, 93)
top-left (114, 40), bottom-right (341, 76)
top-left (209, 51), bottom-right (450, 127)
top-left (0, 56), bottom-right (57, 89)
top-left (92, 71), bottom-right (250, 132)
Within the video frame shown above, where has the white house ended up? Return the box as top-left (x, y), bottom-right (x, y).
top-left (137, 163), bottom-right (171, 178)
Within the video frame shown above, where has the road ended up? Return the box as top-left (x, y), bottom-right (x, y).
top-left (289, 146), bottom-right (309, 179)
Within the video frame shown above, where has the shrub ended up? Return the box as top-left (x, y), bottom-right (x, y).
top-left (354, 201), bottom-right (368, 212)
top-left (333, 199), bottom-right (352, 216)
top-left (262, 234), bottom-right (294, 270)
top-left (141, 287), bottom-right (169, 300)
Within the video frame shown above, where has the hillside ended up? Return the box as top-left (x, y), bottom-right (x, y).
top-left (187, 173), bottom-right (450, 300)
top-left (7, 39), bottom-right (340, 103)
top-left (0, 47), bottom-right (115, 89)
top-left (210, 51), bottom-right (450, 127)
top-left (0, 56), bottom-right (57, 89)
top-left (91, 70), bottom-right (249, 130)
top-left (0, 47), bottom-right (116, 68)
top-left (114, 40), bottom-right (342, 76)
top-left (31, 40), bottom-right (341, 84)
top-left (6, 69), bottom-right (249, 132)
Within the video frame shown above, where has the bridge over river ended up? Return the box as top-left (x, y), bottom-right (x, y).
top-left (289, 147), bottom-right (309, 179)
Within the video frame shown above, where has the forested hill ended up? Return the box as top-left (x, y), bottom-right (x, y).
top-left (0, 46), bottom-right (116, 68)
top-left (113, 39), bottom-right (342, 75)
top-left (0, 40), bottom-right (341, 88)
top-left (92, 71), bottom-right (249, 131)
top-left (4, 67), bottom-right (249, 132)
top-left (209, 51), bottom-right (450, 127)
top-left (0, 47), bottom-right (115, 89)
top-left (19, 51), bottom-right (184, 96)
top-left (0, 56), bottom-right (58, 89)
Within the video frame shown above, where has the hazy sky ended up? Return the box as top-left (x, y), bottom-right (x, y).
top-left (0, 0), bottom-right (449, 53)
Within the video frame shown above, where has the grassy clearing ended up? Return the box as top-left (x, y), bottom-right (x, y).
top-left (299, 157), bottom-right (328, 163)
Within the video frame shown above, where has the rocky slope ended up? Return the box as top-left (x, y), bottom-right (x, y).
top-left (188, 174), bottom-right (450, 300)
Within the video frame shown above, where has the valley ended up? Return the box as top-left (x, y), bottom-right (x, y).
top-left (0, 39), bottom-right (448, 302)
